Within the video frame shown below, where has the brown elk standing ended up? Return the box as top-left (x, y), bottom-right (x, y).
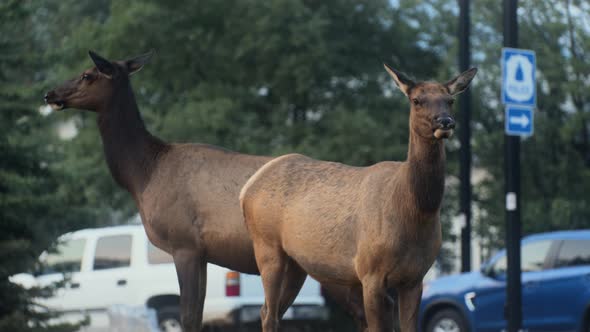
top-left (240, 65), bottom-right (477, 332)
top-left (44, 51), bottom-right (367, 331)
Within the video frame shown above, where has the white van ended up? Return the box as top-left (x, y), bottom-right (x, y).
top-left (12, 225), bottom-right (327, 331)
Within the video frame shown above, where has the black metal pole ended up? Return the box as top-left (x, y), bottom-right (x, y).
top-left (458, 0), bottom-right (472, 273)
top-left (503, 0), bottom-right (522, 331)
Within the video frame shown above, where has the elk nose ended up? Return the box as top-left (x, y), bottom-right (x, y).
top-left (436, 116), bottom-right (455, 129)
top-left (44, 91), bottom-right (54, 103)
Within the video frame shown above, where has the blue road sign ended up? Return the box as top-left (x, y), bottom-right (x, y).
top-left (502, 48), bottom-right (536, 107)
top-left (505, 105), bottom-right (533, 136)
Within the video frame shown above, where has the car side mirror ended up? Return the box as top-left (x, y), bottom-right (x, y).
top-left (482, 266), bottom-right (493, 278)
top-left (486, 267), bottom-right (508, 281)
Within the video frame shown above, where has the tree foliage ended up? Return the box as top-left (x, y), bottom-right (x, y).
top-left (469, 0), bottom-right (590, 250)
top-left (2, 0), bottom-right (590, 329)
top-left (0, 1), bottom-right (92, 330)
top-left (37, 0), bottom-right (443, 218)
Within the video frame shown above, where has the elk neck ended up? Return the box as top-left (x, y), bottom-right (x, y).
top-left (404, 127), bottom-right (446, 213)
top-left (96, 78), bottom-right (169, 198)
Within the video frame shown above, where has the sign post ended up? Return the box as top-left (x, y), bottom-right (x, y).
top-left (502, 1), bottom-right (535, 331)
top-left (458, 0), bottom-right (472, 273)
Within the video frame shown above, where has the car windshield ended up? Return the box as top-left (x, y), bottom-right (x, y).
top-left (37, 238), bottom-right (86, 275)
top-left (489, 239), bottom-right (552, 276)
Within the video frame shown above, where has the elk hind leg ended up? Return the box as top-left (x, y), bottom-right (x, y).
top-left (277, 257), bottom-right (308, 317)
top-left (255, 243), bottom-right (288, 332)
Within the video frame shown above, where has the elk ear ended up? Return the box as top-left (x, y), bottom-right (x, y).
top-left (384, 64), bottom-right (415, 97)
top-left (89, 50), bottom-right (114, 79)
top-left (445, 68), bottom-right (478, 96)
top-left (125, 50), bottom-right (154, 76)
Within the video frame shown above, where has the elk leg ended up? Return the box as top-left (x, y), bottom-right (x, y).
top-left (255, 243), bottom-right (287, 332)
top-left (361, 275), bottom-right (390, 332)
top-left (381, 291), bottom-right (396, 332)
top-left (397, 283), bottom-right (423, 332)
top-left (321, 283), bottom-right (368, 331)
top-left (349, 285), bottom-right (369, 331)
top-left (277, 258), bottom-right (308, 317)
top-left (173, 250), bottom-right (206, 332)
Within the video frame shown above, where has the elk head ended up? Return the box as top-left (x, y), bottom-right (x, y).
top-left (44, 50), bottom-right (153, 112)
top-left (384, 64), bottom-right (477, 140)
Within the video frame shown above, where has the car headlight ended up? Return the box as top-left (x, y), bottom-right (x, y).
top-left (422, 283), bottom-right (430, 297)
top-left (464, 291), bottom-right (476, 311)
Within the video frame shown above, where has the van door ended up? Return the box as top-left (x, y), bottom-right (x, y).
top-left (83, 234), bottom-right (135, 309)
top-left (36, 237), bottom-right (88, 313)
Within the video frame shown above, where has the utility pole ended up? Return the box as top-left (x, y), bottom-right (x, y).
top-left (503, 0), bottom-right (522, 331)
top-left (458, 0), bottom-right (472, 273)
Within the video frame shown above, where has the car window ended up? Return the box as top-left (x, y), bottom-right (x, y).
top-left (147, 242), bottom-right (173, 265)
top-left (93, 235), bottom-right (132, 270)
top-left (491, 240), bottom-right (553, 275)
top-left (555, 239), bottom-right (590, 268)
top-left (39, 238), bottom-right (86, 275)
top-left (521, 240), bottom-right (553, 272)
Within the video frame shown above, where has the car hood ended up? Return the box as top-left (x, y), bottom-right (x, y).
top-left (423, 271), bottom-right (481, 298)
top-left (9, 273), bottom-right (38, 289)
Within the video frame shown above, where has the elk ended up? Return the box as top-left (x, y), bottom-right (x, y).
top-left (44, 51), bottom-right (366, 331)
top-left (240, 65), bottom-right (477, 332)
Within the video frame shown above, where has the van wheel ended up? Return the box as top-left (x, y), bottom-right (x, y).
top-left (426, 308), bottom-right (467, 332)
top-left (157, 306), bottom-right (182, 332)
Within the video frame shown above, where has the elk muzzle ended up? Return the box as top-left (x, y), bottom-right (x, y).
top-left (44, 90), bottom-right (65, 111)
top-left (433, 115), bottom-right (455, 139)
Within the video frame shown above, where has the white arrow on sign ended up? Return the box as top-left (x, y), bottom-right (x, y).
top-left (509, 114), bottom-right (530, 127)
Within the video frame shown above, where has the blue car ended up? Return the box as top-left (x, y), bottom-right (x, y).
top-left (419, 230), bottom-right (590, 332)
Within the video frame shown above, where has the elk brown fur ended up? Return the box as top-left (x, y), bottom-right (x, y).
top-left (44, 51), bottom-right (369, 331)
top-left (240, 65), bottom-right (477, 332)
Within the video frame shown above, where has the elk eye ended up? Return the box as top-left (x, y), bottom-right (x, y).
top-left (82, 74), bottom-right (90, 80)
top-left (412, 98), bottom-right (420, 106)
top-left (448, 99), bottom-right (455, 106)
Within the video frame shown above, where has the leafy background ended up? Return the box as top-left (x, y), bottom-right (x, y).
top-left (1, 0), bottom-right (589, 330)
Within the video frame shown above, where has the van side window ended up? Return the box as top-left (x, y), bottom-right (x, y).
top-left (147, 242), bottom-right (174, 264)
top-left (556, 240), bottom-right (590, 268)
top-left (93, 235), bottom-right (132, 270)
top-left (40, 239), bottom-right (86, 275)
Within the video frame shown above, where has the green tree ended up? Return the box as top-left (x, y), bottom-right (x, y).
top-left (36, 0), bottom-right (442, 218)
top-left (0, 1), bottom-right (93, 330)
top-left (32, 1), bottom-right (445, 330)
top-left (468, 0), bottom-right (590, 252)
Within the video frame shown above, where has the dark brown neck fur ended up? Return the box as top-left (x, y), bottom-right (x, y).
top-left (406, 128), bottom-right (446, 213)
top-left (97, 78), bottom-right (169, 198)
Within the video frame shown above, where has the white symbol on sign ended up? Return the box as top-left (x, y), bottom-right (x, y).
top-left (505, 54), bottom-right (534, 102)
top-left (509, 113), bottom-right (530, 127)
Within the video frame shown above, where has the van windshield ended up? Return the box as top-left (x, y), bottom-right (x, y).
top-left (38, 239), bottom-right (86, 275)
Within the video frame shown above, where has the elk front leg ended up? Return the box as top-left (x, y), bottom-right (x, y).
top-left (397, 283), bottom-right (423, 332)
top-left (173, 250), bottom-right (207, 332)
top-left (362, 275), bottom-right (392, 332)
top-left (381, 291), bottom-right (396, 332)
